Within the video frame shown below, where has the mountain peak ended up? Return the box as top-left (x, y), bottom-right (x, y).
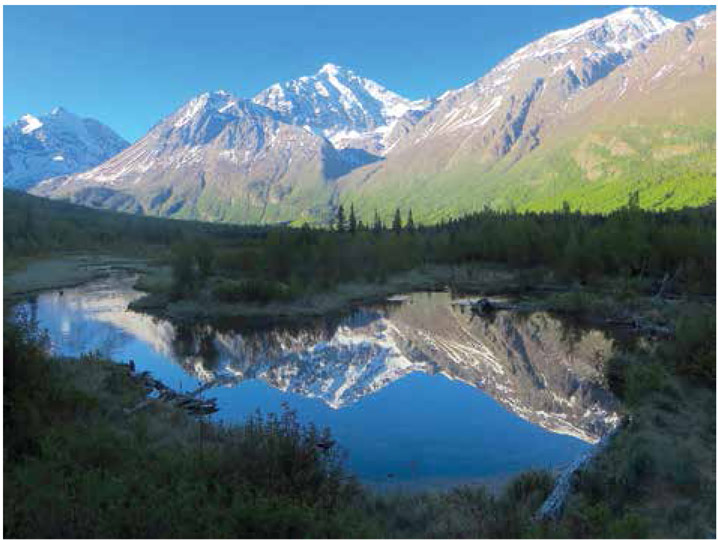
top-left (50, 106), bottom-right (70, 116)
top-left (253, 64), bottom-right (429, 154)
top-left (606, 6), bottom-right (662, 20)
top-left (602, 6), bottom-right (676, 31)
top-left (318, 62), bottom-right (345, 76)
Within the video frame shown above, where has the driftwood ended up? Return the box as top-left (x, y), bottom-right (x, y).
top-left (123, 369), bottom-right (220, 417)
top-left (535, 424), bottom-right (621, 521)
top-left (471, 298), bottom-right (495, 315)
top-left (468, 298), bottom-right (531, 315)
top-left (604, 316), bottom-right (674, 338)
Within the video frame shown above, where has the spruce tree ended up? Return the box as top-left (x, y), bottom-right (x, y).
top-left (392, 209), bottom-right (402, 234)
top-left (406, 209), bottom-right (415, 234)
top-left (372, 210), bottom-right (383, 235)
top-left (349, 204), bottom-right (357, 235)
top-left (336, 205), bottom-right (346, 232)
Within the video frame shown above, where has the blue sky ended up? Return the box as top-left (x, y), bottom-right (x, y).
top-left (4, 5), bottom-right (712, 141)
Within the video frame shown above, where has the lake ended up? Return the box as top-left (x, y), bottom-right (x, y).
top-left (12, 273), bottom-right (622, 491)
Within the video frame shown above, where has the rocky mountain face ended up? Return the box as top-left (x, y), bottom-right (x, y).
top-left (31, 91), bottom-right (347, 223)
top-left (3, 107), bottom-right (129, 191)
top-left (26, 7), bottom-right (716, 223)
top-left (385, 7), bottom-right (678, 162)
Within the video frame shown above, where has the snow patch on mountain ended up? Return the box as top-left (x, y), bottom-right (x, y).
top-left (253, 63), bottom-right (431, 154)
top-left (20, 114), bottom-right (43, 134)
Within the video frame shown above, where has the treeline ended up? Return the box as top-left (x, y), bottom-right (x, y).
top-left (5, 190), bottom-right (715, 298)
top-left (3, 190), bottom-right (267, 259)
top-left (180, 197), bottom-right (715, 300)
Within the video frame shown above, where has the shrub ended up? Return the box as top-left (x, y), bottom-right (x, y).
top-left (213, 278), bottom-right (293, 304)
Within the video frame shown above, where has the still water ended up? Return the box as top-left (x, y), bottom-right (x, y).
top-left (13, 273), bottom-right (621, 490)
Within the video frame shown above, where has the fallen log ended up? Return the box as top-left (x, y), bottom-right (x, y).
top-left (124, 369), bottom-right (220, 418)
top-left (535, 423), bottom-right (622, 521)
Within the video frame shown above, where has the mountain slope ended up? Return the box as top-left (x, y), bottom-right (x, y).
top-left (337, 8), bottom-right (715, 221)
top-left (32, 91), bottom-right (344, 223)
top-left (3, 108), bottom-right (129, 191)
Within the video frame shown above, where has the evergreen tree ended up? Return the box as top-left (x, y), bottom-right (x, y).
top-left (335, 205), bottom-right (346, 232)
top-left (392, 209), bottom-right (403, 234)
top-left (349, 204), bottom-right (357, 235)
top-left (170, 243), bottom-right (197, 297)
top-left (406, 209), bottom-right (415, 234)
top-left (196, 241), bottom-right (214, 277)
top-left (372, 210), bottom-right (383, 235)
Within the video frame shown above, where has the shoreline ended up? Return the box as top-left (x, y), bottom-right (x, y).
top-left (126, 263), bottom-right (523, 327)
top-left (3, 254), bottom-right (152, 302)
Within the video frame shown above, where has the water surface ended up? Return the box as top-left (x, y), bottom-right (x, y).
top-left (13, 274), bottom-right (621, 490)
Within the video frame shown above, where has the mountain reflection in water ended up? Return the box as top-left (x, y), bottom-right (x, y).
top-left (14, 274), bottom-right (622, 486)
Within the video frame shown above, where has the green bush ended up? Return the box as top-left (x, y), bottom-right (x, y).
top-left (663, 309), bottom-right (716, 382)
top-left (213, 279), bottom-right (293, 304)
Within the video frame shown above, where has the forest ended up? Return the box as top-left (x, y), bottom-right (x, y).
top-left (5, 190), bottom-right (715, 300)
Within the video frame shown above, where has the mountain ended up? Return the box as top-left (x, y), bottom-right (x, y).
top-left (3, 107), bottom-right (129, 191)
top-left (31, 91), bottom-right (345, 223)
top-left (29, 7), bottom-right (716, 224)
top-left (338, 9), bottom-right (716, 220)
top-left (253, 63), bottom-right (431, 157)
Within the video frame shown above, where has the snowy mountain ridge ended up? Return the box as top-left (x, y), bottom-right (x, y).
top-left (4, 107), bottom-right (129, 191)
top-left (23, 7), bottom-right (715, 222)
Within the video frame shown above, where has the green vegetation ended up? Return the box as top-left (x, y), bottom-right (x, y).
top-left (6, 188), bottom-right (714, 321)
top-left (142, 196), bottom-right (714, 325)
top-left (339, 123), bottom-right (716, 224)
top-left (561, 303), bottom-right (716, 538)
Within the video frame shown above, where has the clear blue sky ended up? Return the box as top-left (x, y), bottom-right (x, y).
top-left (4, 5), bottom-right (712, 141)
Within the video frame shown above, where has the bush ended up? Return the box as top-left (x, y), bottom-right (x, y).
top-left (663, 308), bottom-right (716, 382)
top-left (213, 278), bottom-right (293, 304)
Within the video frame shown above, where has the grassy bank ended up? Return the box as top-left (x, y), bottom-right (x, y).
top-left (128, 262), bottom-right (523, 325)
top-left (559, 301), bottom-right (716, 538)
top-left (3, 254), bottom-right (151, 300)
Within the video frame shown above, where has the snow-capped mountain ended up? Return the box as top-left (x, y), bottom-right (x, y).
top-left (27, 7), bottom-right (716, 223)
top-left (253, 63), bottom-right (432, 155)
top-left (371, 7), bottom-right (678, 161)
top-left (337, 8), bottom-right (714, 218)
top-left (32, 90), bottom-right (345, 222)
top-left (3, 107), bottom-right (129, 190)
